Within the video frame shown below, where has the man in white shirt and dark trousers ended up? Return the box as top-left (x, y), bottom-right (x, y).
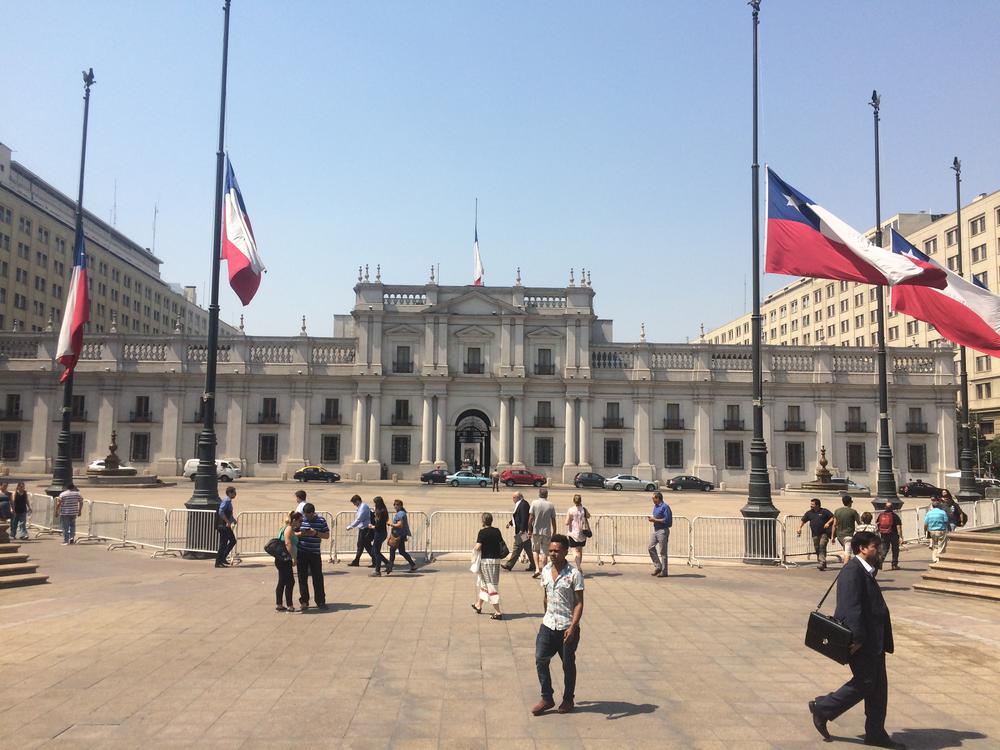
top-left (532, 534), bottom-right (584, 717)
top-left (346, 495), bottom-right (374, 567)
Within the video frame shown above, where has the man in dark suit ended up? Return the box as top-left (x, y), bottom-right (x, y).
top-left (810, 530), bottom-right (904, 749)
top-left (503, 492), bottom-right (535, 572)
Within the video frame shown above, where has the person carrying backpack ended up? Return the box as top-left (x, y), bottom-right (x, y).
top-left (876, 503), bottom-right (903, 571)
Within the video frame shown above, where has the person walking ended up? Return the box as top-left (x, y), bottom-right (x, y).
top-left (647, 491), bottom-right (673, 577)
top-left (924, 500), bottom-right (950, 564)
top-left (10, 482), bottom-right (30, 540)
top-left (215, 486), bottom-right (238, 568)
top-left (294, 489), bottom-right (308, 514)
top-left (810, 531), bottom-right (902, 749)
top-left (833, 495), bottom-right (861, 565)
top-left (528, 488), bottom-right (557, 579)
top-left (503, 492), bottom-right (535, 573)
top-left (346, 495), bottom-right (374, 567)
top-left (940, 490), bottom-right (966, 530)
top-left (876, 503), bottom-right (903, 571)
top-left (55, 483), bottom-right (84, 545)
top-left (532, 534), bottom-right (584, 716)
top-left (565, 494), bottom-right (591, 574)
top-left (0, 484), bottom-right (11, 540)
top-left (856, 512), bottom-right (878, 535)
top-left (491, 466), bottom-right (501, 493)
top-left (387, 499), bottom-right (417, 574)
top-left (471, 512), bottom-right (505, 619)
top-left (368, 496), bottom-right (390, 577)
top-left (274, 511), bottom-right (302, 612)
top-left (797, 498), bottom-right (835, 571)
top-left (297, 502), bottom-right (330, 611)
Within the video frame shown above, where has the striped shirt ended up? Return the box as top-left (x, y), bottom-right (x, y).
top-left (57, 489), bottom-right (83, 516)
top-left (298, 513), bottom-right (329, 555)
top-left (540, 562), bottom-right (584, 631)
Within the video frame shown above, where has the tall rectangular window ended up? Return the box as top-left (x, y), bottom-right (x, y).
top-left (604, 439), bottom-right (623, 467)
top-left (846, 442), bottom-right (866, 471)
top-left (664, 439), bottom-right (683, 468)
top-left (258, 434), bottom-right (278, 463)
top-left (536, 347), bottom-right (554, 375)
top-left (535, 400), bottom-right (553, 427)
top-left (724, 441), bottom-right (744, 469)
top-left (322, 435), bottom-right (340, 463)
top-left (71, 394), bottom-right (86, 420)
top-left (907, 444), bottom-right (927, 473)
top-left (464, 347), bottom-right (483, 374)
top-left (0, 431), bottom-right (20, 460)
top-left (391, 436), bottom-right (411, 464)
top-left (664, 402), bottom-right (682, 429)
top-left (323, 398), bottom-right (340, 424)
top-left (786, 441), bottom-right (805, 471)
top-left (393, 399), bottom-right (410, 425)
top-left (70, 432), bottom-right (85, 461)
top-left (261, 397), bottom-right (278, 424)
top-left (535, 437), bottom-right (553, 466)
top-left (604, 403), bottom-right (622, 428)
top-left (129, 432), bottom-right (151, 463)
top-left (394, 345), bottom-right (412, 373)
top-left (3, 394), bottom-right (21, 420)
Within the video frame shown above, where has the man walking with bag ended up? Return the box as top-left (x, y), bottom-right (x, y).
top-left (503, 492), bottom-right (535, 572)
top-left (810, 530), bottom-right (903, 748)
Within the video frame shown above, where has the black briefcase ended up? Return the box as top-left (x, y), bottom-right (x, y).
top-left (805, 569), bottom-right (854, 665)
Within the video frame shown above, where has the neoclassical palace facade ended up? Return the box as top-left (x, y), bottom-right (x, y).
top-left (0, 277), bottom-right (959, 487)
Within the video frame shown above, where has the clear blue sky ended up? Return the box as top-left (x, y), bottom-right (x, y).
top-left (5, 1), bottom-right (1000, 340)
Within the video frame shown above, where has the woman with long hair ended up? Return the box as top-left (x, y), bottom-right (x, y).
top-left (565, 494), bottom-right (591, 573)
top-left (368, 496), bottom-right (390, 577)
top-left (275, 511), bottom-right (302, 611)
top-left (471, 512), bottom-right (504, 619)
top-left (387, 499), bottom-right (417, 574)
top-left (11, 482), bottom-right (30, 540)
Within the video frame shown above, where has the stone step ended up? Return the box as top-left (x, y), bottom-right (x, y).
top-left (922, 571), bottom-right (1000, 590)
top-left (947, 530), bottom-right (1000, 545)
top-left (914, 579), bottom-right (1000, 602)
top-left (0, 573), bottom-right (48, 589)
top-left (0, 543), bottom-right (21, 554)
top-left (932, 561), bottom-right (1000, 578)
top-left (940, 542), bottom-right (1000, 560)
top-left (0, 562), bottom-right (39, 577)
top-left (0, 552), bottom-right (29, 565)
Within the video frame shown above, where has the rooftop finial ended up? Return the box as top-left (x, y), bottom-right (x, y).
top-left (515, 266), bottom-right (522, 286)
top-left (429, 265), bottom-right (435, 284)
top-left (172, 315), bottom-right (180, 334)
top-left (358, 265), bottom-right (363, 282)
top-left (580, 268), bottom-right (587, 287)
top-left (239, 314), bottom-right (245, 332)
top-left (110, 312), bottom-right (118, 334)
top-left (45, 313), bottom-right (54, 332)
top-left (640, 322), bottom-right (646, 342)
top-left (569, 268), bottom-right (575, 287)
top-left (364, 264), bottom-right (370, 282)
top-left (376, 264), bottom-right (381, 283)
top-left (300, 315), bottom-right (307, 336)
top-left (586, 269), bottom-right (592, 286)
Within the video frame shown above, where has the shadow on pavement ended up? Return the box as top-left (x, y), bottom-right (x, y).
top-left (573, 700), bottom-right (658, 720)
top-left (497, 612), bottom-right (540, 621)
top-left (302, 603), bottom-right (371, 613)
top-left (893, 728), bottom-right (988, 749)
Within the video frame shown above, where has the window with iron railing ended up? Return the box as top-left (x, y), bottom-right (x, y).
top-left (393, 345), bottom-right (413, 373)
top-left (392, 399), bottom-right (412, 426)
top-left (321, 398), bottom-right (340, 425)
top-left (535, 347), bottom-right (555, 375)
top-left (464, 347), bottom-right (484, 374)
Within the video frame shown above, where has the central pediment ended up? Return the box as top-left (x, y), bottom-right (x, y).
top-left (430, 289), bottom-right (523, 317)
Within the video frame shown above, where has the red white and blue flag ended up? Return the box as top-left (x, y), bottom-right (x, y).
top-left (473, 223), bottom-right (484, 286)
top-left (765, 168), bottom-right (946, 289)
top-left (221, 155), bottom-right (265, 305)
top-left (890, 229), bottom-right (1000, 357)
top-left (56, 232), bottom-right (89, 383)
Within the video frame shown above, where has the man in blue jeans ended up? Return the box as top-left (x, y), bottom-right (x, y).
top-left (215, 486), bottom-right (237, 568)
top-left (532, 534), bottom-right (584, 716)
top-left (647, 491), bottom-right (673, 577)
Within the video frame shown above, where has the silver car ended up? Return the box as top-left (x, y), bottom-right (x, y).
top-left (603, 474), bottom-right (658, 492)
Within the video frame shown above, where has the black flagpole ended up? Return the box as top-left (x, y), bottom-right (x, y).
top-left (870, 91), bottom-right (901, 511)
top-left (47, 68), bottom-right (96, 497)
top-left (741, 0), bottom-right (779, 562)
top-left (188, 0), bottom-right (231, 511)
top-left (952, 158), bottom-right (984, 501)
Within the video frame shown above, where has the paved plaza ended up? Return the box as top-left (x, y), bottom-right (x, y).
top-left (2, 501), bottom-right (998, 750)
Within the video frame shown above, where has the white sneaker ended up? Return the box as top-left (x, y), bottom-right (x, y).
top-left (61, 542), bottom-right (69, 546)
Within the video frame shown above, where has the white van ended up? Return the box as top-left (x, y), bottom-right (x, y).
top-left (183, 459), bottom-right (242, 481)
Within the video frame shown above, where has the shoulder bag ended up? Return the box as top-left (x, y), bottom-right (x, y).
top-left (804, 567), bottom-right (853, 664)
top-left (582, 509), bottom-right (593, 538)
top-left (497, 531), bottom-right (510, 560)
top-left (264, 532), bottom-right (292, 563)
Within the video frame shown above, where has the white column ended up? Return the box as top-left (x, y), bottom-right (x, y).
top-left (499, 396), bottom-right (510, 465)
top-left (513, 397), bottom-right (524, 465)
top-left (564, 398), bottom-right (576, 466)
top-left (435, 395), bottom-right (448, 464)
top-left (368, 395), bottom-right (381, 463)
top-left (420, 395), bottom-right (433, 464)
top-left (578, 398), bottom-right (590, 466)
top-left (353, 394), bottom-right (365, 462)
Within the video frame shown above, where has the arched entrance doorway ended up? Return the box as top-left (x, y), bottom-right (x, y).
top-left (454, 409), bottom-right (492, 473)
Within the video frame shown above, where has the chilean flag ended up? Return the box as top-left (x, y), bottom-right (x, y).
top-left (765, 168), bottom-right (946, 289)
top-left (890, 229), bottom-right (1000, 357)
top-left (473, 223), bottom-right (484, 286)
top-left (222, 156), bottom-right (265, 305)
top-left (56, 232), bottom-right (89, 383)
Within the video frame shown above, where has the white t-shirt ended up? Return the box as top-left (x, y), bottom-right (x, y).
top-left (529, 498), bottom-right (556, 536)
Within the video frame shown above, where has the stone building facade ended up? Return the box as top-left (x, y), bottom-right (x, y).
top-left (0, 277), bottom-right (958, 488)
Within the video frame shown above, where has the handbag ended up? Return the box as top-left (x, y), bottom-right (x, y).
top-left (582, 511), bottom-right (593, 539)
top-left (387, 533), bottom-right (401, 549)
top-left (264, 536), bottom-right (291, 562)
top-left (498, 535), bottom-right (510, 560)
top-left (804, 568), bottom-right (854, 665)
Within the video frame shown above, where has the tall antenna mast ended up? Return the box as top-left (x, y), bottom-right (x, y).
top-left (152, 201), bottom-right (159, 252)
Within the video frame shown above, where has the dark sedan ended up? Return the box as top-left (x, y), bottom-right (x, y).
top-left (899, 479), bottom-right (942, 498)
top-left (420, 468), bottom-right (449, 484)
top-left (574, 472), bottom-right (606, 489)
top-left (666, 475), bottom-right (714, 492)
top-left (293, 466), bottom-right (341, 483)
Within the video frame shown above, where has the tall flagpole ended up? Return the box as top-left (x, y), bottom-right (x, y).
top-left (870, 91), bottom-right (901, 511)
top-left (952, 158), bottom-right (984, 501)
top-left (741, 0), bottom-right (779, 562)
top-left (188, 0), bottom-right (232, 510)
top-left (47, 68), bottom-right (96, 497)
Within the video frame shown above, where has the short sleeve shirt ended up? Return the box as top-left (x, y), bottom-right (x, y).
top-left (529, 499), bottom-right (556, 536)
top-left (298, 513), bottom-right (329, 555)
top-left (833, 506), bottom-right (860, 538)
top-left (477, 526), bottom-right (504, 559)
top-left (540, 562), bottom-right (584, 631)
top-left (925, 507), bottom-right (949, 532)
top-left (801, 508), bottom-right (834, 537)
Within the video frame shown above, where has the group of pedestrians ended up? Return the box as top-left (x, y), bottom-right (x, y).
top-left (344, 494), bottom-right (418, 576)
top-left (797, 495), bottom-right (904, 571)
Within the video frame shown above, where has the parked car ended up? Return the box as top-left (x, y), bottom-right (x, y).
top-left (666, 475), bottom-right (714, 492)
top-left (500, 468), bottom-right (547, 487)
top-left (89, 459), bottom-right (134, 472)
top-left (420, 468), bottom-right (450, 484)
top-left (898, 479), bottom-right (942, 498)
top-left (603, 474), bottom-right (658, 492)
top-left (182, 458), bottom-right (241, 481)
top-left (292, 466), bottom-right (341, 483)
top-left (445, 470), bottom-right (489, 487)
top-left (573, 471), bottom-right (606, 488)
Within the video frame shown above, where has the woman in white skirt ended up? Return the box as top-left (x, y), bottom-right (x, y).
top-left (471, 512), bottom-right (505, 620)
top-left (565, 494), bottom-right (591, 573)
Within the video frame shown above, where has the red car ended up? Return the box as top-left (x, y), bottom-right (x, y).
top-left (500, 468), bottom-right (547, 487)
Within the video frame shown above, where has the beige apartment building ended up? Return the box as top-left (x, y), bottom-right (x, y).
top-left (0, 142), bottom-right (230, 338)
top-left (702, 188), bottom-right (1000, 437)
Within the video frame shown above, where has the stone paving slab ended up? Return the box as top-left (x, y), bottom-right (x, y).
top-left (1, 533), bottom-right (996, 749)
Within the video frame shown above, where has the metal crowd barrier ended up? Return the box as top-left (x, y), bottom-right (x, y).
top-left (978, 499), bottom-right (999, 527)
top-left (426, 510), bottom-right (512, 562)
top-left (29, 493), bottom-right (58, 537)
top-left (331, 510), bottom-right (360, 563)
top-left (164, 508), bottom-right (219, 556)
top-left (122, 505), bottom-right (168, 556)
top-left (232, 510), bottom-right (335, 563)
top-left (82, 501), bottom-right (130, 549)
top-left (690, 516), bottom-right (785, 566)
top-left (593, 514), bottom-right (692, 566)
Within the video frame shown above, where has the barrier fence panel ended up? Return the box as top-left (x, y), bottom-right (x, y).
top-left (123, 505), bottom-right (167, 555)
top-left (978, 499), bottom-right (999, 527)
top-left (958, 501), bottom-right (978, 529)
top-left (407, 511), bottom-right (430, 562)
top-left (29, 493), bottom-right (58, 536)
top-left (165, 508), bottom-right (219, 556)
top-left (331, 510), bottom-right (361, 563)
top-left (691, 516), bottom-right (784, 565)
top-left (427, 511), bottom-right (512, 562)
top-left (84, 501), bottom-right (129, 549)
top-left (897, 507), bottom-right (923, 544)
top-left (233, 511), bottom-right (288, 563)
top-left (591, 514), bottom-right (691, 566)
top-left (781, 514), bottom-right (818, 565)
